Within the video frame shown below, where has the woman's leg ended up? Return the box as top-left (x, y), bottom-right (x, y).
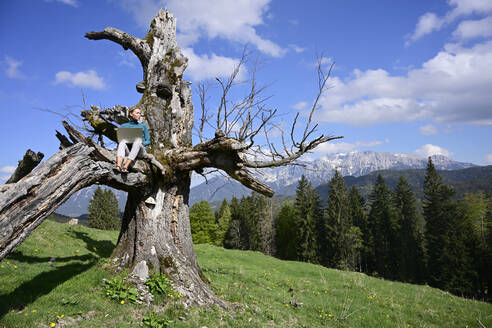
top-left (123, 138), bottom-right (143, 171)
top-left (116, 140), bottom-right (129, 170)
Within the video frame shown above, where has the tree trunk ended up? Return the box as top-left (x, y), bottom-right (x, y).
top-left (113, 172), bottom-right (223, 307)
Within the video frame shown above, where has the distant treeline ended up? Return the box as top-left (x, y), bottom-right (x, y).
top-left (316, 165), bottom-right (492, 201)
top-left (190, 158), bottom-right (492, 301)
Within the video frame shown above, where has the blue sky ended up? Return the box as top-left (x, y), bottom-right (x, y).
top-left (1, 0), bottom-right (492, 183)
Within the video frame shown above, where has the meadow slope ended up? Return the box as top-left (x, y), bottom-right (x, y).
top-left (0, 220), bottom-right (490, 327)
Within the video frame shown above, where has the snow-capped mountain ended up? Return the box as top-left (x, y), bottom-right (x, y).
top-left (55, 151), bottom-right (475, 216)
top-left (189, 151), bottom-right (476, 204)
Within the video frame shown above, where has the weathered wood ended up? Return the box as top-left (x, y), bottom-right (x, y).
top-left (114, 178), bottom-right (226, 308)
top-left (56, 130), bottom-right (73, 149)
top-left (85, 27), bottom-right (151, 71)
top-left (6, 149), bottom-right (44, 184)
top-left (84, 10), bottom-right (229, 308)
top-left (0, 142), bottom-right (149, 261)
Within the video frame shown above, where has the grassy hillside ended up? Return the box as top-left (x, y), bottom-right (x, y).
top-left (0, 220), bottom-right (490, 327)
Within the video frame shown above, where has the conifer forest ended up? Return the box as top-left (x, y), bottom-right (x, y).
top-left (190, 158), bottom-right (492, 301)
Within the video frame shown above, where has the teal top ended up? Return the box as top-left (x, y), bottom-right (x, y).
top-left (121, 120), bottom-right (151, 146)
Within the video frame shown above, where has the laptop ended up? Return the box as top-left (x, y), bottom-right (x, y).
top-left (117, 127), bottom-right (143, 143)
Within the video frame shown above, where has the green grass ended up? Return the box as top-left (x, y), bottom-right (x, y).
top-left (1, 220), bottom-right (491, 327)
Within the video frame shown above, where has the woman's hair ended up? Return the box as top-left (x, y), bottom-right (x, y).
top-left (129, 107), bottom-right (141, 114)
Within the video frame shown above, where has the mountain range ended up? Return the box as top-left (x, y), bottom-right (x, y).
top-left (188, 151), bottom-right (476, 204)
top-left (55, 151), bottom-right (476, 217)
top-left (316, 164), bottom-right (492, 202)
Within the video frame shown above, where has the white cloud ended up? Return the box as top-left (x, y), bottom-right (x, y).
top-left (319, 56), bottom-right (334, 66)
top-left (0, 166), bottom-right (16, 174)
top-left (484, 154), bottom-right (492, 164)
top-left (420, 124), bottom-right (438, 135)
top-left (448, 0), bottom-right (492, 18)
top-left (407, 13), bottom-right (444, 44)
top-left (45, 0), bottom-right (78, 7)
top-left (118, 51), bottom-right (139, 68)
top-left (453, 16), bottom-right (492, 40)
top-left (292, 101), bottom-right (307, 110)
top-left (3, 56), bottom-right (24, 79)
top-left (0, 165), bottom-right (15, 182)
top-left (118, 0), bottom-right (285, 57)
top-left (315, 140), bottom-right (385, 155)
top-left (289, 44), bottom-right (305, 53)
top-left (407, 0), bottom-right (492, 43)
top-left (317, 40), bottom-right (492, 125)
top-left (182, 48), bottom-right (246, 81)
top-left (54, 70), bottom-right (106, 89)
top-left (415, 144), bottom-right (453, 158)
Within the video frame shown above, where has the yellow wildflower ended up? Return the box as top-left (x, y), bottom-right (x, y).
top-left (120, 300), bottom-right (125, 304)
top-left (32, 309), bottom-right (37, 313)
top-left (50, 323), bottom-right (56, 327)
top-left (14, 265), bottom-right (18, 269)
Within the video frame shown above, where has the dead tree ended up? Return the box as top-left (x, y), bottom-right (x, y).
top-left (0, 10), bottom-right (342, 307)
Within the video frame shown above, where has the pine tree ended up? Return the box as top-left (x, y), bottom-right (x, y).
top-left (458, 192), bottom-right (492, 298)
top-left (485, 197), bottom-right (492, 301)
top-left (367, 174), bottom-right (398, 278)
top-left (244, 193), bottom-right (268, 252)
top-left (88, 186), bottom-right (120, 230)
top-left (423, 157), bottom-right (474, 295)
top-left (255, 194), bottom-right (276, 256)
top-left (294, 176), bottom-right (320, 263)
top-left (215, 199), bottom-right (232, 247)
top-left (349, 186), bottom-right (369, 272)
top-left (189, 200), bottom-right (216, 244)
top-left (275, 201), bottom-right (297, 260)
top-left (393, 176), bottom-right (426, 283)
top-left (224, 197), bottom-right (247, 249)
top-left (324, 171), bottom-right (362, 270)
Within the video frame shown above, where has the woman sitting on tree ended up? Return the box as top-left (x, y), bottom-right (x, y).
top-left (115, 107), bottom-right (150, 173)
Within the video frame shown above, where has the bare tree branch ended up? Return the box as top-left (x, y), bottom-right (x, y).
top-left (85, 28), bottom-right (150, 70)
top-left (194, 54), bottom-right (342, 174)
top-left (5, 150), bottom-right (44, 184)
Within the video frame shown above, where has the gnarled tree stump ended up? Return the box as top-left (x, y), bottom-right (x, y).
top-left (0, 9), bottom-right (341, 308)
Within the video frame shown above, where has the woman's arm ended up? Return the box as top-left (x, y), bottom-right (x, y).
top-left (141, 124), bottom-right (151, 146)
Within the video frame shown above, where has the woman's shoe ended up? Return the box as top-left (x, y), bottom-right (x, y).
top-left (113, 164), bottom-right (121, 172)
top-left (121, 167), bottom-right (129, 173)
